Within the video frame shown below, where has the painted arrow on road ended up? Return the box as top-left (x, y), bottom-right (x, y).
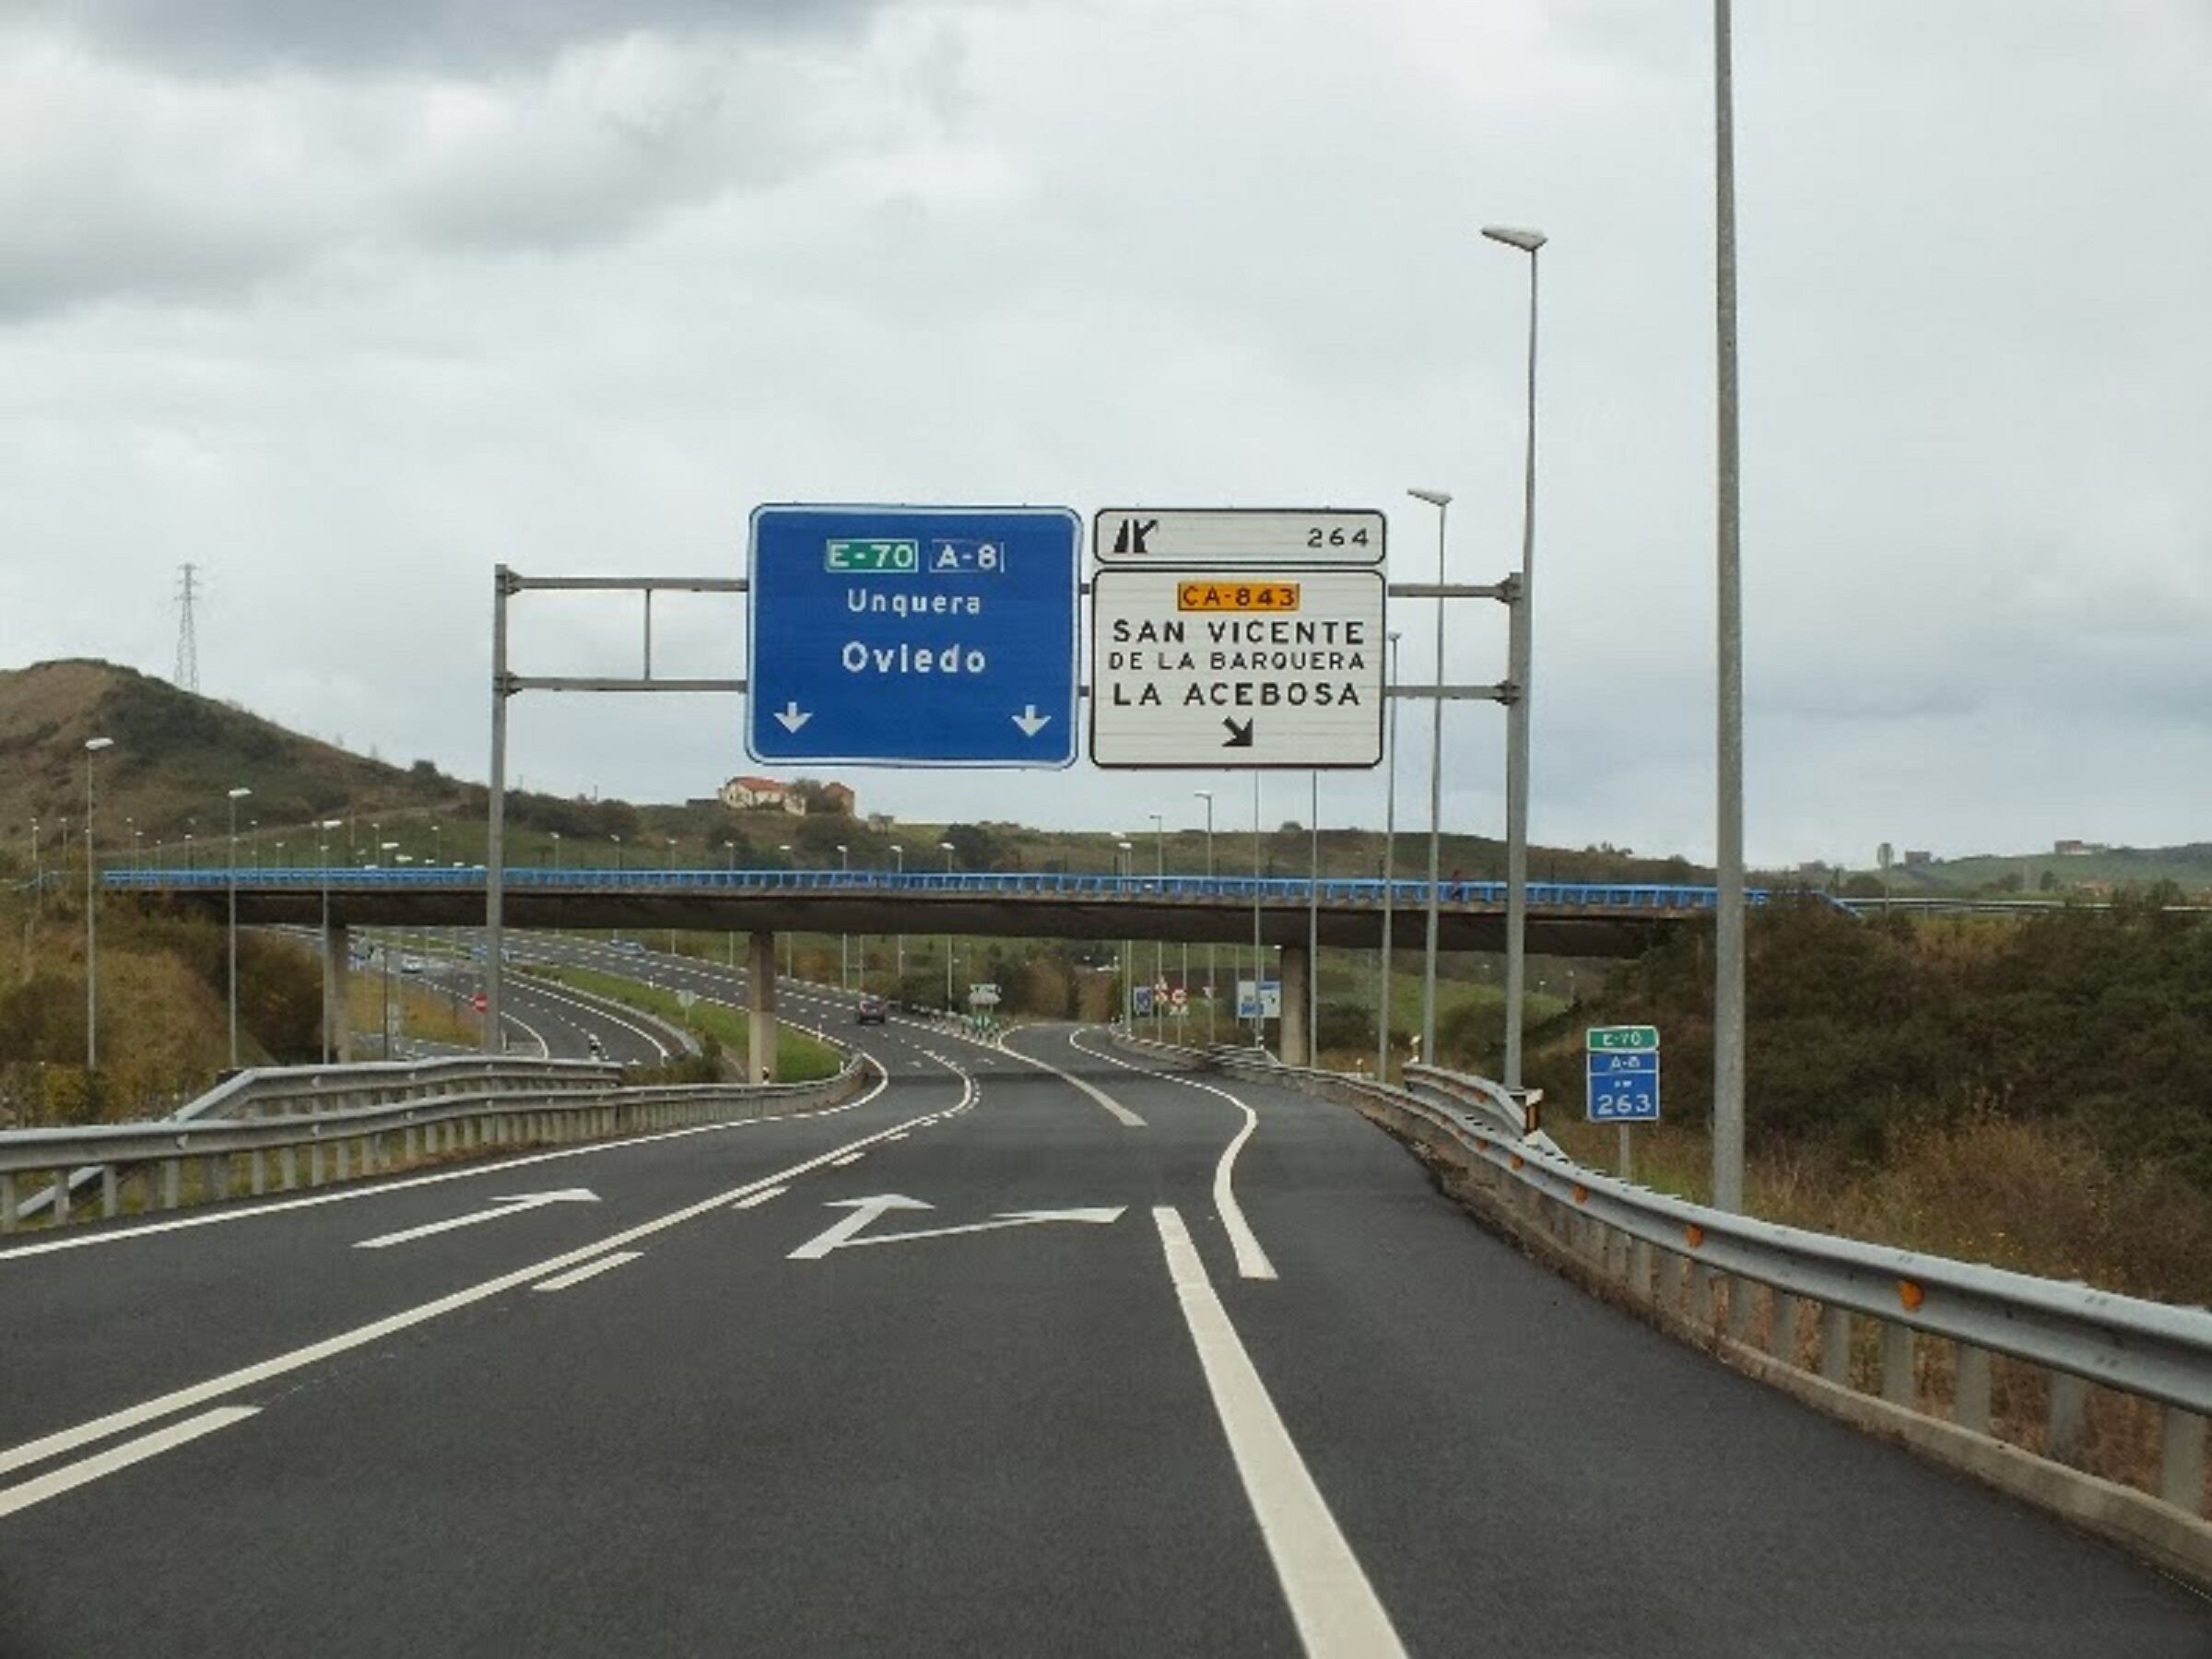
top-left (354, 1189), bottom-right (600, 1250)
top-left (787, 1194), bottom-right (1125, 1260)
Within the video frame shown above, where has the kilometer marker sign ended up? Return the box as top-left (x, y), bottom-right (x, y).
top-left (1089, 566), bottom-right (1385, 769)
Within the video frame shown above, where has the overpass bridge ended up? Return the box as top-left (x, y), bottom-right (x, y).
top-left (105, 866), bottom-right (1773, 956)
top-left (106, 866), bottom-right (1785, 1070)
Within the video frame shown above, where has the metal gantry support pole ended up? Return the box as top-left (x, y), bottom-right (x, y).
top-left (1251, 775), bottom-right (1264, 1044)
top-left (484, 567), bottom-right (512, 1054)
top-left (1307, 771), bottom-right (1320, 1056)
top-left (1195, 790), bottom-right (1216, 1045)
top-left (83, 740), bottom-right (112, 1071)
top-left (1713, 0), bottom-right (1748, 1212)
top-left (1418, 495), bottom-right (1450, 1065)
top-left (1491, 230), bottom-right (1543, 1094)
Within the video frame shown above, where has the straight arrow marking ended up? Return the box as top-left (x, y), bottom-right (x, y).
top-left (354, 1189), bottom-right (600, 1251)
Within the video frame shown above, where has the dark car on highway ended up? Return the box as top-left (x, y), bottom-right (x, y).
top-left (854, 994), bottom-right (887, 1025)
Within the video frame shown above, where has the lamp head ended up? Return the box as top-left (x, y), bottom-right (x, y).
top-left (1407, 488), bottom-right (1453, 508)
top-left (85, 736), bottom-right (114, 753)
top-left (1480, 224), bottom-right (1547, 253)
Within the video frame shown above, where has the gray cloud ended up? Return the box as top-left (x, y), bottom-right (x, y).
top-left (6, 0), bottom-right (878, 73)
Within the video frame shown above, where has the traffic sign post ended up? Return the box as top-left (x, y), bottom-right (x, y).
top-left (1093, 508), bottom-right (1386, 567)
top-left (1236, 979), bottom-right (1281, 1020)
top-left (747, 505), bottom-right (1079, 767)
top-left (1586, 1024), bottom-right (1660, 1181)
top-left (1090, 568), bottom-right (1385, 768)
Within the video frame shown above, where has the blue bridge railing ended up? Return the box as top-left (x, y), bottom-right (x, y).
top-left (104, 867), bottom-right (1784, 912)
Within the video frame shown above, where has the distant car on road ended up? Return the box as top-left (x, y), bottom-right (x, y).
top-left (586, 1034), bottom-right (607, 1059)
top-left (399, 955), bottom-right (424, 974)
top-left (854, 994), bottom-right (887, 1025)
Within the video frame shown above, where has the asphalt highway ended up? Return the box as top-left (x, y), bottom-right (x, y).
top-left (0, 963), bottom-right (2205, 1656)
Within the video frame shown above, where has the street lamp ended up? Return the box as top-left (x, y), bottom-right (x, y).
top-left (1115, 837), bottom-right (1135, 1027)
top-left (938, 841), bottom-right (957, 1009)
top-left (724, 840), bottom-right (738, 970)
top-left (378, 841), bottom-right (400, 1055)
top-left (1379, 631), bottom-right (1403, 1077)
top-left (83, 738), bottom-right (113, 1070)
top-left (1482, 221), bottom-right (1546, 1095)
top-left (836, 843), bottom-right (850, 993)
top-left (249, 818), bottom-right (260, 873)
top-left (779, 843), bottom-right (795, 978)
top-left (226, 785), bottom-right (252, 1067)
top-left (1194, 790), bottom-right (1215, 1043)
top-left (1407, 487), bottom-right (1452, 1064)
top-left (1148, 810), bottom-right (1165, 1036)
top-left (1712, 0), bottom-right (1747, 1212)
top-left (666, 835), bottom-right (678, 958)
top-left (316, 818), bottom-right (342, 1063)
top-left (891, 844), bottom-right (905, 994)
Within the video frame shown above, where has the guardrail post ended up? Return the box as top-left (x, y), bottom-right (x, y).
top-left (2047, 1371), bottom-right (2088, 1465)
top-left (1725, 1277), bottom-right (1755, 1343)
top-left (1630, 1237), bottom-right (1653, 1302)
top-left (404, 1125), bottom-right (418, 1160)
top-left (1954, 1343), bottom-right (1992, 1433)
top-left (308, 1142), bottom-right (324, 1186)
top-left (2160, 1408), bottom-right (2206, 1515)
top-left (334, 1140), bottom-right (351, 1182)
top-left (0, 1171), bottom-right (15, 1232)
top-left (1819, 1305), bottom-right (1851, 1385)
top-left (162, 1158), bottom-right (182, 1210)
top-left (101, 1165), bottom-right (120, 1218)
top-left (1880, 1322), bottom-right (1915, 1406)
top-left (1767, 1290), bottom-right (1799, 1364)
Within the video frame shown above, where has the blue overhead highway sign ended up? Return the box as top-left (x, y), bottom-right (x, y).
top-left (747, 504), bottom-right (1080, 767)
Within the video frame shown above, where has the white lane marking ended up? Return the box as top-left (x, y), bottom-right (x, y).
top-left (835, 1206), bottom-right (1125, 1252)
top-left (0, 1407), bottom-right (261, 1522)
top-left (509, 980), bottom-right (675, 1060)
top-left (0, 1088), bottom-right (923, 1483)
top-left (830, 1152), bottom-right (865, 1167)
top-left (994, 1039), bottom-right (1146, 1128)
top-left (884, 1131), bottom-right (909, 1142)
top-left (0, 1066), bottom-right (891, 1262)
top-left (354, 1188), bottom-right (600, 1251)
top-left (531, 1251), bottom-right (642, 1292)
top-left (500, 1007), bottom-right (553, 1059)
top-left (730, 1186), bottom-right (786, 1210)
top-left (1151, 1207), bottom-right (1404, 1658)
top-left (786, 1194), bottom-right (933, 1258)
top-left (1069, 1030), bottom-right (1276, 1280)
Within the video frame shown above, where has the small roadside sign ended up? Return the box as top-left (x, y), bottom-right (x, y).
top-left (1236, 979), bottom-right (1282, 1020)
top-left (470, 993), bottom-right (488, 1014)
top-left (1586, 1026), bottom-right (1661, 1122)
top-left (1170, 985), bottom-right (1188, 1009)
top-left (1132, 984), bottom-right (1154, 1017)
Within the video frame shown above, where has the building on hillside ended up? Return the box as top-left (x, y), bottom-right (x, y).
top-left (1900, 849), bottom-right (1934, 867)
top-left (720, 776), bottom-right (804, 815)
top-left (2053, 839), bottom-right (2106, 856)
top-left (818, 782), bottom-right (857, 816)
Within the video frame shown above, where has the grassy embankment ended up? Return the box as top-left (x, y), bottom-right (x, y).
top-left (522, 964), bottom-right (842, 1082)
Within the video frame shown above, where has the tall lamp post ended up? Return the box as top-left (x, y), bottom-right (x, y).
top-left (226, 786), bottom-right (253, 1066)
top-left (937, 841), bottom-right (957, 1009)
top-left (836, 843), bottom-right (850, 993)
top-left (1482, 222), bottom-right (1546, 1094)
top-left (316, 818), bottom-right (342, 1063)
top-left (1147, 811), bottom-right (1165, 1037)
top-left (1712, 0), bottom-right (1747, 1212)
top-left (1406, 487), bottom-right (1452, 1065)
top-left (1379, 630), bottom-right (1403, 1077)
top-left (1194, 790), bottom-right (1215, 1043)
top-left (83, 738), bottom-right (113, 1070)
top-left (891, 844), bottom-right (906, 994)
top-left (724, 840), bottom-right (738, 971)
top-left (666, 835), bottom-right (678, 959)
top-left (779, 844), bottom-right (795, 979)
top-left (1115, 839), bottom-right (1135, 1027)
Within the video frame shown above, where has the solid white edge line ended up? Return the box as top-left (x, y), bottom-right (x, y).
top-left (1065, 1030), bottom-right (1277, 1279)
top-left (993, 1038), bottom-right (1146, 1128)
top-left (0, 1064), bottom-right (894, 1262)
top-left (0, 1069), bottom-right (914, 1482)
top-left (530, 1251), bottom-right (643, 1292)
top-left (1151, 1207), bottom-right (1405, 1659)
top-left (0, 1406), bottom-right (262, 1521)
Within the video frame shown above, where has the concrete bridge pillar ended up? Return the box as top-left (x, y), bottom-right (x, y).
top-left (1280, 943), bottom-right (1311, 1066)
top-left (748, 931), bottom-right (779, 1083)
top-left (324, 921), bottom-right (352, 1064)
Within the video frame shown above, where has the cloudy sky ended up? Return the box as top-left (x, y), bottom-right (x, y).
top-left (5, 0), bottom-right (2207, 865)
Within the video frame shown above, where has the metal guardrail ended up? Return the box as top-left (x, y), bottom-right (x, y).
top-left (0, 1053), bottom-right (871, 1233)
top-left (181, 1054), bottom-right (624, 1123)
top-left (1113, 1032), bottom-right (2212, 1550)
top-left (104, 866), bottom-right (1808, 914)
